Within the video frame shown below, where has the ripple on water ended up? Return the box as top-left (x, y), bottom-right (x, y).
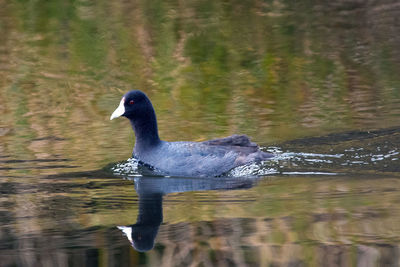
top-left (110, 149), bottom-right (344, 178)
top-left (110, 128), bottom-right (400, 178)
top-left (111, 158), bottom-right (140, 177)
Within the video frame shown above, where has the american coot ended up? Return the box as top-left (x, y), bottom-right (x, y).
top-left (110, 90), bottom-right (273, 177)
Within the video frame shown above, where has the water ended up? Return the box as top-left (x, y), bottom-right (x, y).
top-left (1, 0), bottom-right (400, 266)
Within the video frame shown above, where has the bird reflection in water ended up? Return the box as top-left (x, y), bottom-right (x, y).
top-left (117, 176), bottom-right (255, 252)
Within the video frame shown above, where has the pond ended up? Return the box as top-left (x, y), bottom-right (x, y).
top-left (1, 0), bottom-right (400, 266)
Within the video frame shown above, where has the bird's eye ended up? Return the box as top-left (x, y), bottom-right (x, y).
top-left (129, 100), bottom-right (134, 105)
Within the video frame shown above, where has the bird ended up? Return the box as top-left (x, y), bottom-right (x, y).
top-left (110, 90), bottom-right (273, 177)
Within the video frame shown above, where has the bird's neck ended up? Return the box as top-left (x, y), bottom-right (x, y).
top-left (137, 193), bottom-right (163, 224)
top-left (130, 108), bottom-right (161, 154)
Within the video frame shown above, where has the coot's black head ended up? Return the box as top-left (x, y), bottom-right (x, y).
top-left (110, 90), bottom-right (153, 120)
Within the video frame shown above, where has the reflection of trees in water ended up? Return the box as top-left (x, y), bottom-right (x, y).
top-left (2, 174), bottom-right (400, 266)
top-left (1, 0), bottom-right (400, 165)
top-left (1, 172), bottom-right (400, 266)
top-left (1, 215), bottom-right (399, 266)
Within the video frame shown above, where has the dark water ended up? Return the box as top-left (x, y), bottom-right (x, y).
top-left (1, 0), bottom-right (400, 266)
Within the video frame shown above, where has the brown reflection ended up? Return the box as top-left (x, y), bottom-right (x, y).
top-left (0, 171), bottom-right (399, 266)
top-left (2, 216), bottom-right (399, 266)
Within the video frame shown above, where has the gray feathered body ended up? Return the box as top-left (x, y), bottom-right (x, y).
top-left (134, 135), bottom-right (272, 177)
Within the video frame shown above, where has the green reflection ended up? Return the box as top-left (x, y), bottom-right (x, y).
top-left (2, 0), bottom-right (400, 165)
top-left (1, 1), bottom-right (400, 264)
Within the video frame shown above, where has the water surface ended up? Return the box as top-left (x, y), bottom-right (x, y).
top-left (1, 0), bottom-right (400, 266)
